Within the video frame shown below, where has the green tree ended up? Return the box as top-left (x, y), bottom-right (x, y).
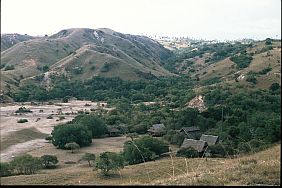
top-left (72, 114), bottom-right (107, 138)
top-left (40, 155), bottom-right (58, 168)
top-left (82, 153), bottom-right (96, 167)
top-left (51, 123), bottom-right (92, 149)
top-left (65, 142), bottom-right (80, 153)
top-left (176, 147), bottom-right (199, 158)
top-left (96, 152), bottom-right (124, 176)
top-left (10, 154), bottom-right (42, 175)
top-left (123, 136), bottom-right (169, 165)
top-left (0, 162), bottom-right (12, 177)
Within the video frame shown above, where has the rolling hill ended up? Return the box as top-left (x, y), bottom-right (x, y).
top-left (1, 33), bottom-right (35, 51)
top-left (1, 28), bottom-right (173, 92)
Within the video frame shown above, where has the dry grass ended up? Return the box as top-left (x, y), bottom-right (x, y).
top-left (1, 144), bottom-right (280, 185)
top-left (0, 128), bottom-right (47, 150)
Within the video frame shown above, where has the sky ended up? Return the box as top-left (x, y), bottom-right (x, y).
top-left (1, 0), bottom-right (281, 41)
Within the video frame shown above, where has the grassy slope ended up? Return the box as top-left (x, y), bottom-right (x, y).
top-left (0, 128), bottom-right (48, 151)
top-left (1, 28), bottom-right (173, 91)
top-left (1, 144), bottom-right (280, 185)
top-left (192, 41), bottom-right (281, 89)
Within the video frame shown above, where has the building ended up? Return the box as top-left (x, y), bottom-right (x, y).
top-left (200, 134), bottom-right (219, 145)
top-left (106, 127), bottom-right (120, 137)
top-left (147, 124), bottom-right (166, 136)
top-left (180, 139), bottom-right (208, 153)
top-left (179, 126), bottom-right (201, 139)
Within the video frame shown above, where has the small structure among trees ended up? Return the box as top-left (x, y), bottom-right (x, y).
top-left (106, 127), bottom-right (120, 137)
top-left (180, 139), bottom-right (208, 153)
top-left (200, 134), bottom-right (219, 145)
top-left (178, 126), bottom-right (201, 139)
top-left (147, 123), bottom-right (166, 136)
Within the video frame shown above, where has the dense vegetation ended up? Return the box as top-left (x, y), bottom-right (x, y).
top-left (162, 42), bottom-right (251, 73)
top-left (123, 136), bottom-right (169, 165)
top-left (13, 73), bottom-right (281, 156)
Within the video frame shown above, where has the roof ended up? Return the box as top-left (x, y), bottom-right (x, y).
top-left (180, 139), bottom-right (207, 152)
top-left (179, 126), bottom-right (200, 133)
top-left (148, 124), bottom-right (166, 132)
top-left (200, 134), bottom-right (219, 145)
top-left (107, 127), bottom-right (120, 133)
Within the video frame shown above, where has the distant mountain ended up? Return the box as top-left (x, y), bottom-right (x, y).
top-left (1, 28), bottom-right (174, 91)
top-left (1, 33), bottom-right (35, 51)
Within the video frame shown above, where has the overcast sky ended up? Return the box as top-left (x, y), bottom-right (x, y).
top-left (1, 0), bottom-right (281, 41)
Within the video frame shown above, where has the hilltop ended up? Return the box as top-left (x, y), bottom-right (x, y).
top-left (1, 28), bottom-right (173, 93)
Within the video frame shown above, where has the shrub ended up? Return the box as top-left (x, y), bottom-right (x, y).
top-left (51, 123), bottom-right (92, 149)
top-left (65, 142), bottom-right (80, 153)
top-left (123, 136), bottom-right (169, 165)
top-left (4, 65), bottom-right (15, 71)
top-left (208, 144), bottom-right (226, 157)
top-left (15, 107), bottom-right (32, 113)
top-left (47, 115), bottom-right (53, 119)
top-left (82, 153), bottom-right (96, 167)
top-left (45, 135), bottom-right (52, 142)
top-left (71, 114), bottom-right (107, 138)
top-left (41, 155), bottom-right (58, 168)
top-left (230, 54), bottom-right (253, 69)
top-left (17, 119), bottom-right (28, 123)
top-left (10, 154), bottom-right (42, 175)
top-left (246, 74), bottom-right (257, 84)
top-left (265, 38), bottom-right (272, 45)
top-left (62, 97), bottom-right (69, 103)
top-left (0, 162), bottom-right (12, 177)
top-left (96, 152), bottom-right (124, 176)
top-left (176, 147), bottom-right (199, 158)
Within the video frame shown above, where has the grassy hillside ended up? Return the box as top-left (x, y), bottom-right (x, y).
top-left (1, 144), bottom-right (280, 185)
top-left (0, 28), bottom-right (173, 91)
top-left (1, 34), bottom-right (35, 51)
top-left (166, 39), bottom-right (281, 89)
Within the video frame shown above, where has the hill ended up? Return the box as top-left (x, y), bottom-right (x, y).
top-left (1, 144), bottom-right (280, 185)
top-left (164, 39), bottom-right (281, 89)
top-left (1, 34), bottom-right (35, 51)
top-left (1, 28), bottom-right (173, 92)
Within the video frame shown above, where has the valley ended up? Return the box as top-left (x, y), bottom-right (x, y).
top-left (0, 28), bottom-right (281, 186)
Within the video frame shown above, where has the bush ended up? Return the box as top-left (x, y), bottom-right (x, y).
top-left (246, 74), bottom-right (257, 84)
top-left (72, 114), bottom-right (107, 138)
top-left (82, 153), bottom-right (96, 167)
top-left (176, 147), bottom-right (199, 158)
top-left (51, 123), bottom-right (92, 149)
top-left (4, 65), bottom-right (15, 71)
top-left (10, 154), bottom-right (42, 175)
top-left (265, 38), bottom-right (272, 45)
top-left (47, 115), bottom-right (53, 119)
top-left (123, 136), bottom-right (169, 165)
top-left (65, 142), bottom-right (80, 153)
top-left (208, 144), bottom-right (226, 157)
top-left (96, 152), bottom-right (124, 176)
top-left (41, 155), bottom-right (58, 168)
top-left (17, 119), bottom-right (28, 123)
top-left (45, 135), bottom-right (52, 142)
top-left (0, 162), bottom-right (12, 177)
top-left (230, 54), bottom-right (253, 69)
top-left (15, 107), bottom-right (32, 113)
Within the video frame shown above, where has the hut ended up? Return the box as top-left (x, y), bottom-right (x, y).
top-left (179, 126), bottom-right (201, 139)
top-left (106, 127), bottom-right (120, 137)
top-left (147, 124), bottom-right (166, 136)
top-left (200, 134), bottom-right (219, 145)
top-left (180, 138), bottom-right (208, 153)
